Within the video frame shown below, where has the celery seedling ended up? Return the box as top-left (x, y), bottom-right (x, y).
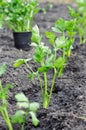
top-left (52, 18), bottom-right (76, 57)
top-left (13, 24), bottom-right (75, 108)
top-left (0, 64), bottom-right (13, 130)
top-left (68, 4), bottom-right (86, 44)
top-left (13, 25), bottom-right (68, 108)
top-left (12, 93), bottom-right (39, 130)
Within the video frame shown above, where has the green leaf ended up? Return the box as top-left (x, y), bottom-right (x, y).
top-left (30, 102), bottom-right (40, 112)
top-left (32, 25), bottom-right (39, 35)
top-left (55, 36), bottom-right (67, 49)
top-left (38, 66), bottom-right (52, 73)
top-left (15, 93), bottom-right (29, 103)
top-left (52, 27), bottom-right (62, 33)
top-left (54, 57), bottom-right (65, 69)
top-left (0, 83), bottom-right (13, 99)
top-left (42, 45), bottom-right (51, 54)
top-left (31, 42), bottom-right (38, 47)
top-left (12, 110), bottom-right (25, 124)
top-left (30, 112), bottom-right (39, 126)
top-left (45, 55), bottom-right (54, 66)
top-left (45, 31), bottom-right (56, 45)
top-left (13, 59), bottom-right (31, 68)
top-left (68, 6), bottom-right (79, 18)
top-left (17, 102), bottom-right (29, 109)
top-left (0, 64), bottom-right (6, 76)
top-left (52, 18), bottom-right (66, 33)
top-left (32, 25), bottom-right (42, 44)
top-left (33, 46), bottom-right (44, 62)
top-left (65, 19), bottom-right (76, 33)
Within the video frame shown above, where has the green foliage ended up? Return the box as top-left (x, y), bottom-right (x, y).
top-left (52, 18), bottom-right (76, 37)
top-left (0, 64), bottom-right (13, 130)
top-left (0, 64), bottom-right (39, 130)
top-left (0, 64), bottom-right (6, 76)
top-left (12, 110), bottom-right (25, 124)
top-left (52, 18), bottom-right (66, 33)
top-left (13, 58), bottom-right (31, 68)
top-left (52, 18), bottom-right (76, 57)
top-left (76, 0), bottom-right (86, 13)
top-left (31, 25), bottom-right (42, 44)
top-left (12, 93), bottom-right (39, 130)
top-left (45, 31), bottom-right (56, 45)
top-left (1, 0), bottom-right (39, 32)
top-left (14, 22), bottom-right (75, 108)
top-left (0, 1), bottom-right (5, 28)
top-left (68, 2), bottom-right (86, 44)
top-left (76, 0), bottom-right (86, 43)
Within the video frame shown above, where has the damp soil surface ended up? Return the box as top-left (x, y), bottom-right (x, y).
top-left (0, 3), bottom-right (86, 130)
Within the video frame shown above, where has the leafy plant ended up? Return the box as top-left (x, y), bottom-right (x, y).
top-left (68, 1), bottom-right (86, 44)
top-left (0, 64), bottom-right (6, 76)
top-left (12, 93), bottom-right (39, 130)
top-left (13, 23), bottom-right (75, 108)
top-left (0, 64), bottom-right (13, 130)
top-left (2, 0), bottom-right (39, 32)
top-left (52, 18), bottom-right (76, 57)
top-left (75, 0), bottom-right (86, 43)
top-left (0, 1), bottom-right (5, 28)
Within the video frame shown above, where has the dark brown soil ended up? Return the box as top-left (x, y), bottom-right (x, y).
top-left (0, 3), bottom-right (86, 130)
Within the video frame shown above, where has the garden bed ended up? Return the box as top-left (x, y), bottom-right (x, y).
top-left (0, 3), bottom-right (86, 130)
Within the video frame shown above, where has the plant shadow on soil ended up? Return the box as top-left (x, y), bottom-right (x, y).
top-left (0, 3), bottom-right (86, 130)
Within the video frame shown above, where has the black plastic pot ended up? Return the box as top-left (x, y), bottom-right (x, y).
top-left (13, 32), bottom-right (32, 51)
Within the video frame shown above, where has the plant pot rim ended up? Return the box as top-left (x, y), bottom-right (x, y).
top-left (13, 31), bottom-right (32, 34)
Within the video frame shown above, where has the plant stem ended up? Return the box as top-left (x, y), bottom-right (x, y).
top-left (25, 62), bottom-right (34, 73)
top-left (0, 81), bottom-right (13, 130)
top-left (40, 61), bottom-right (49, 108)
top-left (43, 72), bottom-right (48, 108)
top-left (21, 123), bottom-right (25, 130)
top-left (1, 111), bottom-right (13, 130)
top-left (49, 68), bottom-right (57, 100)
top-left (48, 44), bottom-right (57, 103)
top-left (3, 99), bottom-right (13, 130)
top-left (44, 72), bottom-right (47, 95)
top-left (37, 74), bottom-right (43, 93)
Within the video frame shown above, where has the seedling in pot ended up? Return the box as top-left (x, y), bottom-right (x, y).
top-left (0, 64), bottom-right (13, 130)
top-left (1, 0), bottom-right (39, 50)
top-left (3, 0), bottom-right (39, 32)
top-left (12, 93), bottom-right (40, 130)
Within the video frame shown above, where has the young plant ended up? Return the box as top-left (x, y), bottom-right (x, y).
top-left (2, 0), bottom-right (39, 32)
top-left (0, 64), bottom-right (13, 130)
top-left (13, 23), bottom-right (75, 108)
top-left (12, 93), bottom-right (40, 130)
top-left (52, 18), bottom-right (76, 57)
top-left (76, 0), bottom-right (86, 43)
top-left (0, 1), bottom-right (5, 28)
top-left (68, 2), bottom-right (86, 44)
